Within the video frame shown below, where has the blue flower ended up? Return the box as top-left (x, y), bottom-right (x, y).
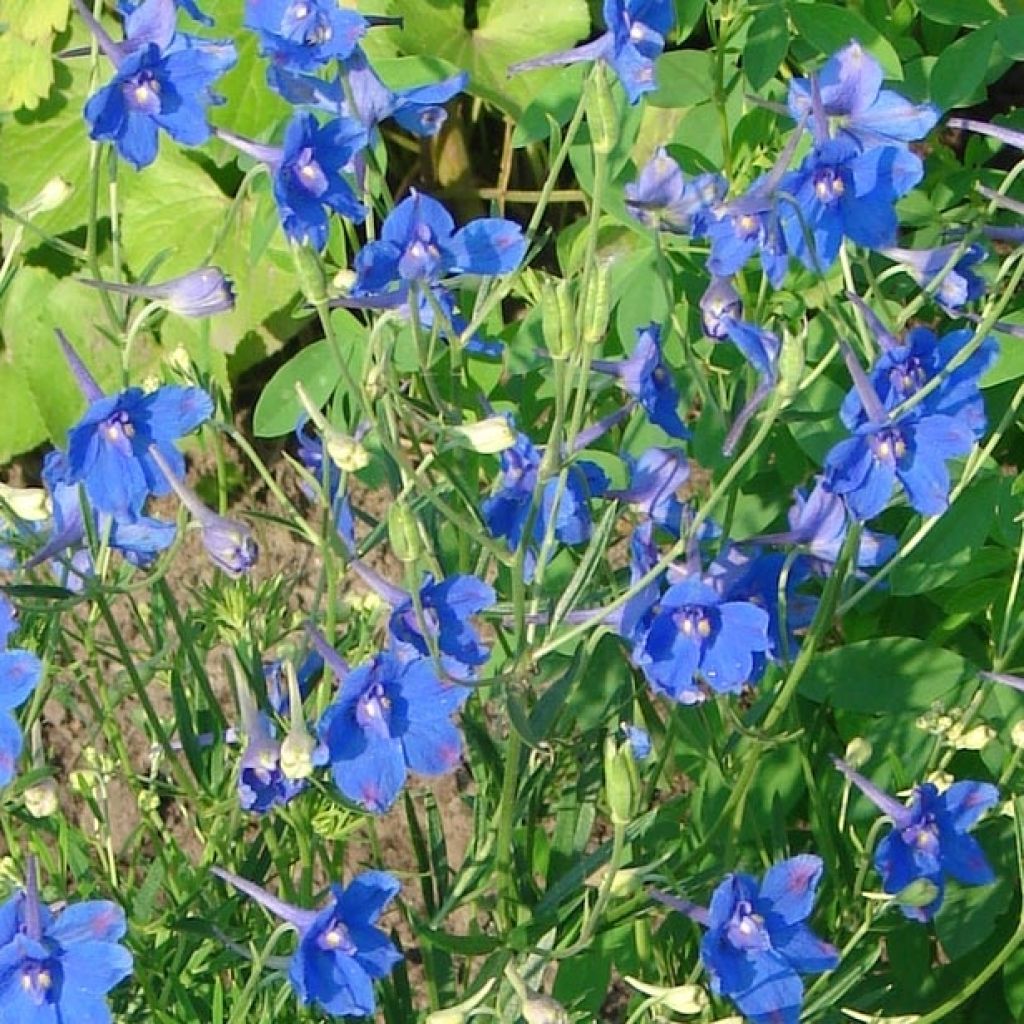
top-left (0, 596), bottom-right (18, 649)
top-left (625, 147), bottom-right (725, 233)
top-left (788, 41), bottom-right (939, 151)
top-left (244, 0), bottom-right (370, 69)
top-left (881, 244), bottom-right (986, 308)
top-left (592, 324), bottom-right (688, 439)
top-left (705, 178), bottom-right (790, 288)
top-left (699, 855), bottom-right (839, 1024)
top-left (79, 266), bottom-right (235, 318)
top-left (509, 0), bottom-right (675, 104)
top-left (621, 723), bottom-right (651, 760)
top-left (0, 866), bottom-right (133, 1022)
top-left (833, 758), bottom-right (998, 921)
top-left (700, 278), bottom-right (780, 380)
top-left (0, 648), bottom-right (41, 787)
top-left (78, 0), bottom-right (236, 171)
top-left (779, 137), bottom-right (923, 271)
top-left (318, 650), bottom-right (468, 813)
top-left (119, 0), bottom-right (213, 28)
top-left (353, 191), bottom-right (525, 297)
top-left (633, 576), bottom-right (772, 703)
top-left (238, 710), bottom-right (305, 813)
top-left (212, 866), bottom-right (402, 1017)
top-left (608, 446), bottom-right (689, 533)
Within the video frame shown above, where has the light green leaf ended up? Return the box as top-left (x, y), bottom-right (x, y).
top-left (378, 0), bottom-right (590, 118)
top-left (647, 50), bottom-right (714, 109)
top-left (930, 24), bottom-right (997, 110)
top-left (0, 34), bottom-right (54, 113)
top-left (0, 363), bottom-right (48, 462)
top-left (788, 2), bottom-right (904, 80)
top-left (4, 0), bottom-right (69, 40)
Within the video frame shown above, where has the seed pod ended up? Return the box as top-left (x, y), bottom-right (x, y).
top-left (542, 278), bottom-right (575, 359)
top-left (585, 64), bottom-right (618, 155)
top-left (290, 242), bottom-right (328, 305)
top-left (582, 262), bottom-right (612, 346)
top-left (604, 733), bottom-right (640, 826)
top-left (777, 328), bottom-right (806, 399)
top-left (388, 502), bottom-right (424, 564)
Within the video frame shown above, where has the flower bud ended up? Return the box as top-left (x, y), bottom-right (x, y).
top-left (388, 502), bottom-right (424, 563)
top-left (894, 877), bottom-right (940, 909)
top-left (24, 779), bottom-right (58, 819)
top-left (424, 979), bottom-right (496, 1024)
top-left (586, 864), bottom-right (644, 898)
top-left (843, 737), bottom-right (872, 770)
top-left (326, 434), bottom-right (370, 473)
top-left (280, 662), bottom-right (321, 781)
top-left (522, 992), bottom-right (568, 1024)
top-left (585, 63), bottom-right (618, 155)
top-left (624, 976), bottom-right (708, 1014)
top-left (450, 416), bottom-right (517, 454)
top-left (947, 722), bottom-right (994, 751)
top-left (777, 328), bottom-right (806, 399)
top-left (604, 733), bottom-right (640, 826)
top-left (201, 516), bottom-right (259, 578)
top-left (0, 482), bottom-right (49, 522)
top-left (582, 262), bottom-right (612, 346)
top-left (20, 177), bottom-right (73, 218)
top-left (1011, 720), bottom-right (1024, 749)
top-left (138, 790), bottom-right (161, 816)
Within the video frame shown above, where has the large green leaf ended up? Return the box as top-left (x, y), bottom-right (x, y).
top-left (0, 33), bottom-right (54, 113)
top-left (788, 2), bottom-right (903, 80)
top-left (799, 637), bottom-right (968, 712)
top-left (377, 0), bottom-right (591, 118)
top-left (930, 24), bottom-right (997, 110)
top-left (744, 5), bottom-right (790, 90)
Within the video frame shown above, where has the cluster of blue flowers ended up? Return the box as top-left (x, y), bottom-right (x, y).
top-left (0, 0), bottom-right (1014, 1020)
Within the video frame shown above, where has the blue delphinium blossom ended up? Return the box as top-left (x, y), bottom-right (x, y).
top-left (237, 709), bottom-right (305, 813)
top-left (79, 266), bottom-right (235, 318)
top-left (633, 576), bottom-right (772, 703)
top-left (353, 191), bottom-right (526, 298)
top-left (700, 277), bottom-right (780, 380)
top-left (833, 757), bottom-right (998, 921)
top-left (120, 0), bottom-right (213, 27)
top-left (76, 0), bottom-right (237, 169)
top-left (57, 331), bottom-right (213, 521)
top-left (0, 647), bottom-right (42, 787)
top-left (625, 147), bottom-right (725, 234)
top-left (244, 0), bottom-right (375, 69)
top-left (621, 723), bottom-right (652, 760)
top-left (0, 597), bottom-right (17, 649)
top-left (318, 646), bottom-right (469, 813)
top-left (509, 0), bottom-right (676, 105)
top-left (212, 866), bottom-right (402, 1017)
top-left (607, 447), bottom-right (689, 534)
top-left (823, 343), bottom-right (977, 520)
top-left (779, 137), bottom-right (923, 271)
top-left (698, 855), bottom-right (839, 1024)
top-left (0, 861), bottom-right (133, 1020)
top-left (881, 244), bottom-right (986, 308)
top-left (270, 49), bottom-right (467, 139)
top-left (788, 41), bottom-right (939, 151)
top-left (218, 113), bottom-right (368, 249)
top-left (592, 324), bottom-right (689, 439)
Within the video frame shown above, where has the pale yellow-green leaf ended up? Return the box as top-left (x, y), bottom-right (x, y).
top-left (4, 0), bottom-right (70, 41)
top-left (0, 33), bottom-right (54, 112)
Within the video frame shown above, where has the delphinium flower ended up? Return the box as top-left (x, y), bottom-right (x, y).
top-left (632, 574), bottom-right (772, 704)
top-left (270, 48), bottom-right (467, 140)
top-left (74, 0), bottom-right (237, 169)
top-left (148, 446), bottom-right (258, 577)
top-left (509, 0), bottom-right (676, 105)
top-left (0, 859), bottom-right (133, 1019)
top-left (344, 557), bottom-right (495, 677)
top-left (606, 447), bottom-right (689, 534)
top-left (591, 324), bottom-right (689, 439)
top-left (78, 266), bottom-right (236, 318)
top-left (881, 244), bottom-right (986, 309)
top-left (655, 855), bottom-right (839, 1024)
top-left (833, 757), bottom-right (998, 921)
top-left (217, 112), bottom-right (367, 249)
top-left (57, 330), bottom-right (213, 521)
top-left (788, 41), bottom-right (939, 152)
top-left (0, 596), bottom-right (17, 649)
top-left (0, 621), bottom-right (42, 787)
top-left (314, 629), bottom-right (469, 813)
top-left (212, 866), bottom-right (402, 1017)
top-left (244, 0), bottom-right (398, 72)
top-left (120, 0), bottom-right (213, 28)
top-left (823, 343), bottom-right (976, 520)
top-left (699, 277), bottom-right (780, 381)
top-left (624, 147), bottom-right (725, 234)
top-left (621, 723), bottom-right (652, 760)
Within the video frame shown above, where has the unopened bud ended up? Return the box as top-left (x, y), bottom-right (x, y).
top-left (582, 262), bottom-right (612, 346)
top-left (894, 877), bottom-right (940, 909)
top-left (844, 737), bottom-right (872, 770)
top-left (604, 733), bottom-right (640, 826)
top-left (0, 482), bottom-right (49, 522)
top-left (624, 976), bottom-right (708, 1014)
top-left (331, 268), bottom-right (357, 295)
top-left (450, 416), bottom-right (517, 454)
top-left (777, 328), bottom-right (806, 399)
top-left (295, 382), bottom-right (369, 472)
top-left (290, 243), bottom-right (328, 305)
top-left (20, 177), bottom-right (73, 218)
top-left (586, 864), bottom-right (644, 898)
top-left (388, 502), bottom-right (424, 563)
top-left (424, 978), bottom-right (496, 1024)
top-left (522, 992), bottom-right (568, 1024)
top-left (1011, 720), bottom-right (1024, 749)
top-left (24, 779), bottom-right (58, 819)
top-left (280, 662), bottom-right (321, 780)
top-left (138, 790), bottom-right (161, 815)
top-left (947, 723), bottom-right (994, 751)
top-left (585, 63), bottom-right (618, 155)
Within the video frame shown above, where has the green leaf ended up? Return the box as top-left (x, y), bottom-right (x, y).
top-left (647, 50), bottom-right (714, 108)
top-left (4, 0), bottom-right (70, 40)
top-left (999, 15), bottom-right (1024, 59)
top-left (889, 475), bottom-right (1003, 595)
top-left (917, 0), bottom-right (999, 27)
top-left (930, 24), bottom-right (997, 110)
top-left (744, 5), bottom-right (790, 90)
top-left (0, 363), bottom-right (47, 461)
top-left (378, 0), bottom-right (590, 119)
top-left (799, 637), bottom-right (968, 712)
top-left (0, 33), bottom-right (54, 113)
top-left (788, 2), bottom-right (904, 80)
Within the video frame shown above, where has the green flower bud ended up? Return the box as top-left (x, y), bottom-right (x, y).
top-left (604, 733), bottom-right (639, 826)
top-left (388, 502), bottom-right (424, 563)
top-left (624, 976), bottom-right (708, 1014)
top-left (424, 979), bottom-right (496, 1024)
top-left (894, 877), bottom-right (941, 909)
top-left (585, 64), bottom-right (618, 155)
top-left (844, 737), bottom-right (873, 770)
top-left (24, 779), bottom-right (58, 819)
top-left (450, 416), bottom-right (518, 454)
